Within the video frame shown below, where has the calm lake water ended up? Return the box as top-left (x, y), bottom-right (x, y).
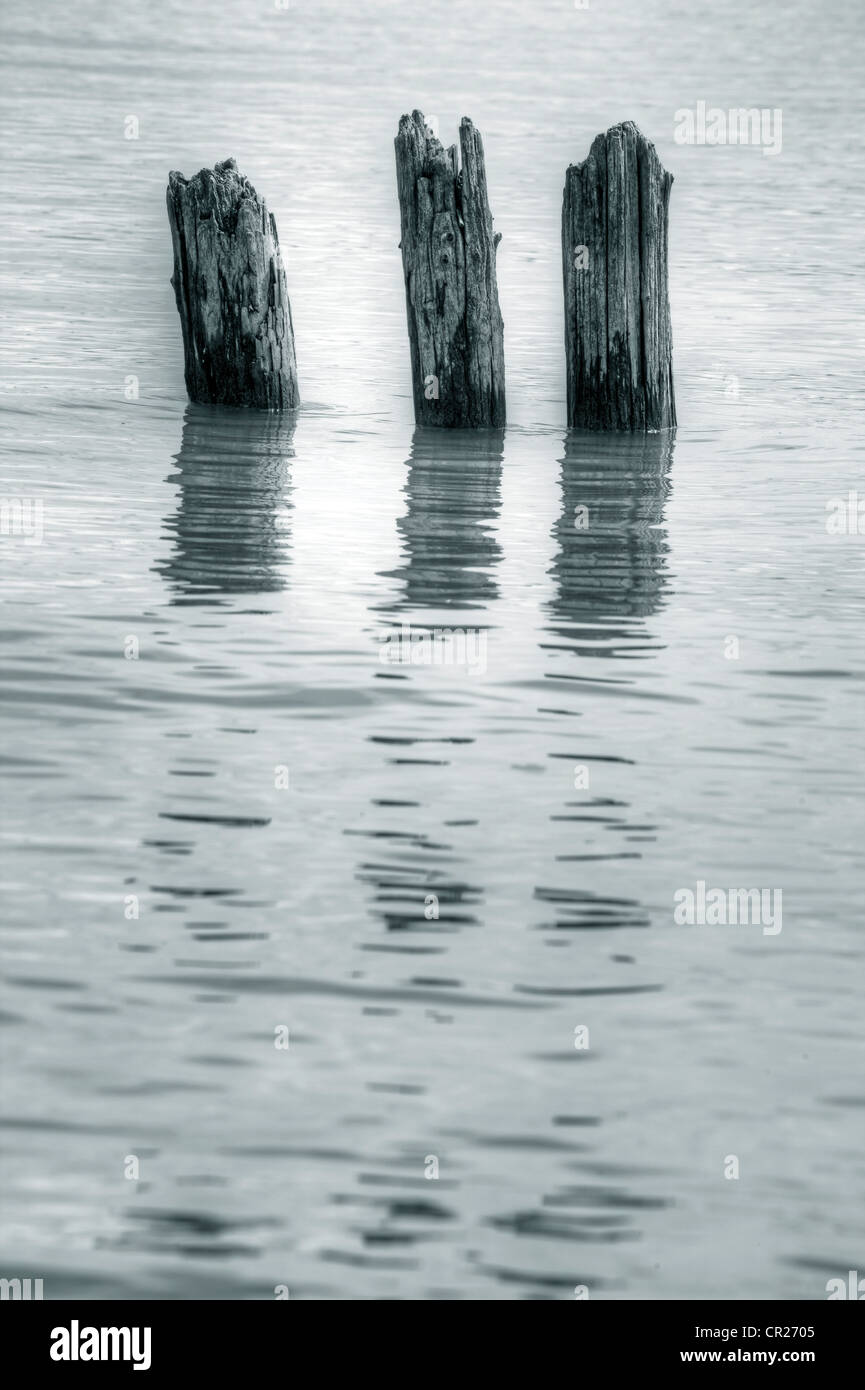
top-left (1, 0), bottom-right (864, 1300)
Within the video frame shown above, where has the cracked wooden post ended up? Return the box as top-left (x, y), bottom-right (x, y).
top-left (167, 158), bottom-right (299, 410)
top-left (395, 111), bottom-right (505, 428)
top-left (562, 122), bottom-right (675, 431)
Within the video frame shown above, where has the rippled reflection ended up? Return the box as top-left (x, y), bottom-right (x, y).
top-left (379, 427), bottom-right (504, 613)
top-left (546, 431), bottom-right (674, 659)
top-left (359, 429), bottom-right (505, 941)
top-left (156, 405), bottom-right (295, 603)
top-left (535, 434), bottom-right (675, 934)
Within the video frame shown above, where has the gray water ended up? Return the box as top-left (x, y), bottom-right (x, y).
top-left (1, 0), bottom-right (864, 1300)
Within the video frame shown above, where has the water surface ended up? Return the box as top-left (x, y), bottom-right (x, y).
top-left (1, 0), bottom-right (864, 1299)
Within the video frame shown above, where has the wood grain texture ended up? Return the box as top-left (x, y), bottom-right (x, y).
top-left (167, 159), bottom-right (299, 410)
top-left (395, 111), bottom-right (505, 428)
top-left (563, 123), bottom-right (675, 431)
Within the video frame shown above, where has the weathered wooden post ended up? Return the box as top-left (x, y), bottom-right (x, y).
top-left (167, 158), bottom-right (299, 410)
top-left (395, 111), bottom-right (505, 428)
top-left (562, 122), bottom-right (675, 431)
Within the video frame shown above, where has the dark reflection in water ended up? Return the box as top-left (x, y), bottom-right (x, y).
top-left (545, 431), bottom-right (674, 659)
top-left (360, 429), bottom-right (505, 942)
top-left (354, 847), bottom-right (485, 937)
top-left (484, 1175), bottom-right (672, 1259)
top-left (379, 427), bottom-right (504, 613)
top-left (535, 433), bottom-right (675, 929)
top-left (533, 884), bottom-right (650, 931)
top-left (351, 740), bottom-right (486, 939)
top-left (104, 1206), bottom-right (278, 1260)
top-left (156, 404), bottom-right (295, 603)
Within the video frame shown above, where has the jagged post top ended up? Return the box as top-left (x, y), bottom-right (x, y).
top-left (565, 120), bottom-right (673, 191)
top-left (394, 109), bottom-right (480, 166)
top-left (394, 112), bottom-right (498, 209)
top-left (395, 110), bottom-right (451, 175)
top-left (166, 158), bottom-right (279, 242)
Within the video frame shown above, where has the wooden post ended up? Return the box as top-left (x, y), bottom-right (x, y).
top-left (395, 111), bottom-right (505, 428)
top-left (562, 122), bottom-right (675, 431)
top-left (166, 158), bottom-right (299, 410)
